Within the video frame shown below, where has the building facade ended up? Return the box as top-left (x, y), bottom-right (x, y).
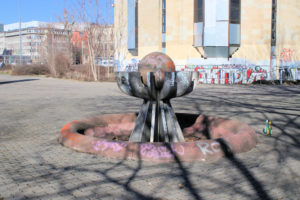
top-left (114, 0), bottom-right (300, 82)
top-left (0, 21), bottom-right (68, 64)
top-left (71, 25), bottom-right (114, 66)
top-left (0, 21), bottom-right (115, 66)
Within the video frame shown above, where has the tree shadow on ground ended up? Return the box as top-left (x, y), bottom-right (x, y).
top-left (0, 78), bottom-right (39, 85)
top-left (6, 85), bottom-right (300, 199)
top-left (9, 137), bottom-right (274, 200)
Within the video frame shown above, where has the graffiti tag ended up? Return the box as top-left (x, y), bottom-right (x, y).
top-left (93, 140), bottom-right (127, 152)
top-left (140, 143), bottom-right (185, 159)
top-left (280, 48), bottom-right (295, 62)
top-left (196, 141), bottom-right (221, 155)
top-left (190, 65), bottom-right (267, 84)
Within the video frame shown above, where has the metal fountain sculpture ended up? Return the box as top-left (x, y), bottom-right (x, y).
top-left (59, 51), bottom-right (257, 162)
top-left (115, 52), bottom-right (197, 143)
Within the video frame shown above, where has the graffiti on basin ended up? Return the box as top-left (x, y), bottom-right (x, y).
top-left (93, 140), bottom-right (128, 152)
top-left (92, 140), bottom-right (228, 158)
top-left (92, 140), bottom-right (185, 159)
top-left (196, 141), bottom-right (221, 155)
top-left (140, 143), bottom-right (185, 159)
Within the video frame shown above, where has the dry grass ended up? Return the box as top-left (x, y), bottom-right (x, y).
top-left (53, 54), bottom-right (72, 78)
top-left (0, 64), bottom-right (13, 74)
top-left (12, 64), bottom-right (50, 76)
top-left (65, 65), bottom-right (115, 81)
top-left (4, 61), bottom-right (115, 82)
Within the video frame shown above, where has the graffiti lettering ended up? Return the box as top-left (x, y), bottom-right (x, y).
top-left (190, 65), bottom-right (267, 84)
top-left (118, 62), bottom-right (270, 84)
top-left (140, 143), bottom-right (185, 159)
top-left (196, 141), bottom-right (221, 155)
top-left (280, 48), bottom-right (295, 62)
top-left (93, 140), bottom-right (127, 152)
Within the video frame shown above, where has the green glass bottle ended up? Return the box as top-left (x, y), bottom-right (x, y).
top-left (268, 121), bottom-right (272, 136)
top-left (263, 120), bottom-right (269, 135)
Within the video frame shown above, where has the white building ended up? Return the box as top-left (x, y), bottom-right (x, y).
top-left (0, 21), bottom-right (66, 63)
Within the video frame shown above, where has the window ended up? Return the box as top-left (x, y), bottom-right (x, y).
top-left (271, 0), bottom-right (277, 46)
top-left (162, 0), bottom-right (166, 33)
top-left (194, 0), bottom-right (203, 23)
top-left (230, 0), bottom-right (240, 24)
top-left (127, 0), bottom-right (137, 50)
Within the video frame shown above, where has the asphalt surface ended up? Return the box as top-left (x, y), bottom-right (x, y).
top-left (0, 74), bottom-right (299, 200)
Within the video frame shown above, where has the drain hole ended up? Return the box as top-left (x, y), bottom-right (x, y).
top-left (77, 129), bottom-right (85, 135)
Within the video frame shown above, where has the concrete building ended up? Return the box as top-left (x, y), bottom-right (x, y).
top-left (0, 23), bottom-right (5, 55)
top-left (0, 21), bottom-right (67, 64)
top-left (0, 21), bottom-right (115, 66)
top-left (114, 0), bottom-right (300, 82)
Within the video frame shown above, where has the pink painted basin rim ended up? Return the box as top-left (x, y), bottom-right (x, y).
top-left (59, 113), bottom-right (257, 162)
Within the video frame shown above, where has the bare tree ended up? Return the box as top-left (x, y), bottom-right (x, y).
top-left (39, 24), bottom-right (58, 76)
top-left (64, 0), bottom-right (114, 81)
top-left (39, 22), bottom-right (73, 77)
top-left (113, 0), bottom-right (129, 72)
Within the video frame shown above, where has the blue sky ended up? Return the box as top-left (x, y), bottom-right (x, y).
top-left (0, 0), bottom-right (114, 25)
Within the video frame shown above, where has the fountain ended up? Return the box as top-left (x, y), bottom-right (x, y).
top-left (116, 52), bottom-right (197, 143)
top-left (59, 52), bottom-right (257, 162)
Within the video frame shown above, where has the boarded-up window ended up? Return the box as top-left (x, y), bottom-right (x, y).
top-left (230, 0), bottom-right (240, 24)
top-left (194, 0), bottom-right (204, 23)
top-left (271, 0), bottom-right (277, 46)
top-left (162, 0), bottom-right (166, 33)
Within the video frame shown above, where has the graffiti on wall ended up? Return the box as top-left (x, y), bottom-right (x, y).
top-left (116, 58), bottom-right (274, 84)
top-left (280, 48), bottom-right (295, 63)
top-left (118, 63), bottom-right (268, 84)
top-left (182, 65), bottom-right (268, 84)
top-left (117, 58), bottom-right (139, 72)
top-left (278, 48), bottom-right (300, 80)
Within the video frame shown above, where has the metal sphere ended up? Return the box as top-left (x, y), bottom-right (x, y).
top-left (138, 52), bottom-right (176, 88)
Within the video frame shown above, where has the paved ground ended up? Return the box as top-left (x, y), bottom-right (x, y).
top-left (0, 74), bottom-right (299, 200)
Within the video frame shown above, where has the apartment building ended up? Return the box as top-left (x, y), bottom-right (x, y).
top-left (0, 21), bottom-right (68, 64)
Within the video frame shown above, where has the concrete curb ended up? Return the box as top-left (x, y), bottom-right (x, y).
top-left (59, 113), bottom-right (257, 162)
